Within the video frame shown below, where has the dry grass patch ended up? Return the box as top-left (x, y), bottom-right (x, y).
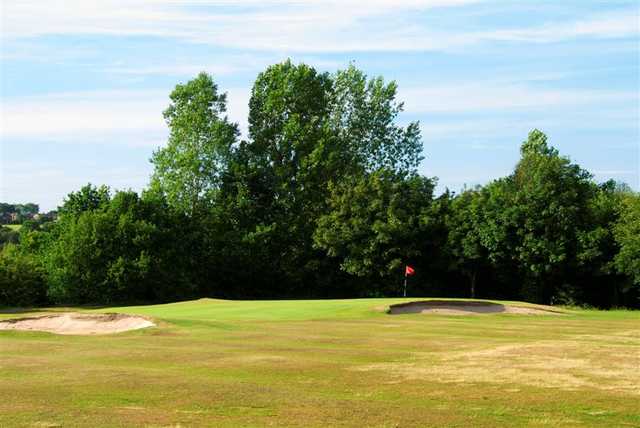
top-left (354, 330), bottom-right (640, 395)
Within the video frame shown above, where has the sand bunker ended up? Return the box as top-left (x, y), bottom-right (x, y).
top-left (0, 313), bottom-right (154, 335)
top-left (388, 300), bottom-right (563, 315)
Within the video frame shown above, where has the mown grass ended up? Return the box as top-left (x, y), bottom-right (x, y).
top-left (1, 298), bottom-right (638, 427)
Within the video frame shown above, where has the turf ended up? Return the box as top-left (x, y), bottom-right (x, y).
top-left (1, 298), bottom-right (638, 427)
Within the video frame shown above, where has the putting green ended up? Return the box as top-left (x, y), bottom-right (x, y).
top-left (1, 298), bottom-right (638, 427)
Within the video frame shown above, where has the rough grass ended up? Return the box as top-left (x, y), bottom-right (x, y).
top-left (1, 298), bottom-right (638, 427)
top-left (3, 224), bottom-right (22, 231)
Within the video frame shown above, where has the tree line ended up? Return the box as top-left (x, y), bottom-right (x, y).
top-left (1, 61), bottom-right (638, 308)
top-left (0, 203), bottom-right (40, 224)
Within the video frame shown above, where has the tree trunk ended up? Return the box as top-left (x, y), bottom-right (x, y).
top-left (470, 270), bottom-right (476, 299)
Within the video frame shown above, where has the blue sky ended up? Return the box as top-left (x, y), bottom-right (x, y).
top-left (1, 0), bottom-right (639, 211)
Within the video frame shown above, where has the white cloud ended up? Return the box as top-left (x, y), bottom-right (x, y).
top-left (482, 10), bottom-right (640, 43)
top-left (100, 53), bottom-right (282, 77)
top-left (2, 1), bottom-right (476, 40)
top-left (3, 1), bottom-right (637, 53)
top-left (0, 162), bottom-right (152, 211)
top-left (1, 90), bottom-right (167, 140)
top-left (400, 83), bottom-right (638, 113)
top-left (225, 87), bottom-right (251, 136)
top-left (2, 78), bottom-right (636, 146)
top-left (0, 87), bottom-right (251, 144)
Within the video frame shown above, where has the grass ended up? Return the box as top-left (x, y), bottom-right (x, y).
top-left (2, 224), bottom-right (21, 231)
top-left (1, 297), bottom-right (638, 427)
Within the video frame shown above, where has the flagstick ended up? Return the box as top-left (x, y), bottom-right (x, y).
top-left (403, 273), bottom-right (407, 298)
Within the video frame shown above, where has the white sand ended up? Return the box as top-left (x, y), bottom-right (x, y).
top-left (388, 300), bottom-right (563, 315)
top-left (0, 312), bottom-right (155, 335)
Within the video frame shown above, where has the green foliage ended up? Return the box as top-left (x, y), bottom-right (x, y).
top-left (0, 244), bottom-right (47, 306)
top-left (215, 62), bottom-right (336, 295)
top-left (446, 188), bottom-right (488, 297)
top-left (245, 60), bottom-right (334, 219)
top-left (219, 60), bottom-right (427, 296)
top-left (614, 192), bottom-right (640, 287)
top-left (44, 190), bottom-right (193, 304)
top-left (0, 226), bottom-right (20, 247)
top-left (58, 184), bottom-right (110, 217)
top-left (478, 130), bottom-right (597, 303)
top-left (315, 170), bottom-right (433, 283)
top-left (330, 65), bottom-right (423, 175)
top-left (150, 72), bottom-right (239, 216)
top-left (441, 132), bottom-right (636, 306)
top-left (2, 62), bottom-right (638, 308)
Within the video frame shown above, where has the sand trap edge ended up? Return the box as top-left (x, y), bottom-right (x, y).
top-left (388, 300), bottom-right (566, 315)
top-left (0, 312), bottom-right (156, 335)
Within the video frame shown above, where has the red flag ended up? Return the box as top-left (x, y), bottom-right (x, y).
top-left (405, 265), bottom-right (415, 276)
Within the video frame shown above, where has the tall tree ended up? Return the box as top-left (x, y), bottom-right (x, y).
top-left (446, 188), bottom-right (487, 298)
top-left (229, 60), bottom-right (335, 293)
top-left (330, 65), bottom-right (423, 175)
top-left (223, 60), bottom-right (428, 295)
top-left (150, 72), bottom-right (239, 216)
top-left (481, 130), bottom-right (596, 303)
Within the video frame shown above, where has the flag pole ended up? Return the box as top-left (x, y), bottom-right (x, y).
top-left (403, 269), bottom-right (407, 297)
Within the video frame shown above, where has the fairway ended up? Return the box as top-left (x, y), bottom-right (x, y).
top-left (1, 298), bottom-right (638, 427)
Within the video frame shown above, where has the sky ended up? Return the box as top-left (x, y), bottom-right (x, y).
top-left (1, 0), bottom-right (639, 211)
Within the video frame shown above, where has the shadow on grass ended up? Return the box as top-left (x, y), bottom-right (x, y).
top-left (0, 304), bottom-right (120, 315)
top-left (0, 307), bottom-right (62, 315)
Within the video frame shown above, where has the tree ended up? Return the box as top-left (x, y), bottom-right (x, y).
top-left (330, 65), bottom-right (423, 175)
top-left (147, 73), bottom-right (241, 298)
top-left (478, 130), bottom-right (597, 304)
top-left (0, 203), bottom-right (39, 224)
top-left (58, 184), bottom-right (111, 217)
top-left (44, 190), bottom-right (192, 304)
top-left (613, 192), bottom-right (640, 293)
top-left (0, 244), bottom-right (47, 307)
top-left (150, 72), bottom-right (239, 216)
top-left (5, 64), bottom-right (639, 308)
top-left (0, 226), bottom-right (20, 247)
top-left (219, 60), bottom-right (429, 296)
top-left (20, 203), bottom-right (39, 217)
top-left (573, 180), bottom-right (626, 306)
top-left (446, 188), bottom-right (487, 298)
top-left (245, 60), bottom-right (334, 217)
top-left (314, 170), bottom-right (434, 294)
top-left (221, 60), bottom-right (336, 294)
